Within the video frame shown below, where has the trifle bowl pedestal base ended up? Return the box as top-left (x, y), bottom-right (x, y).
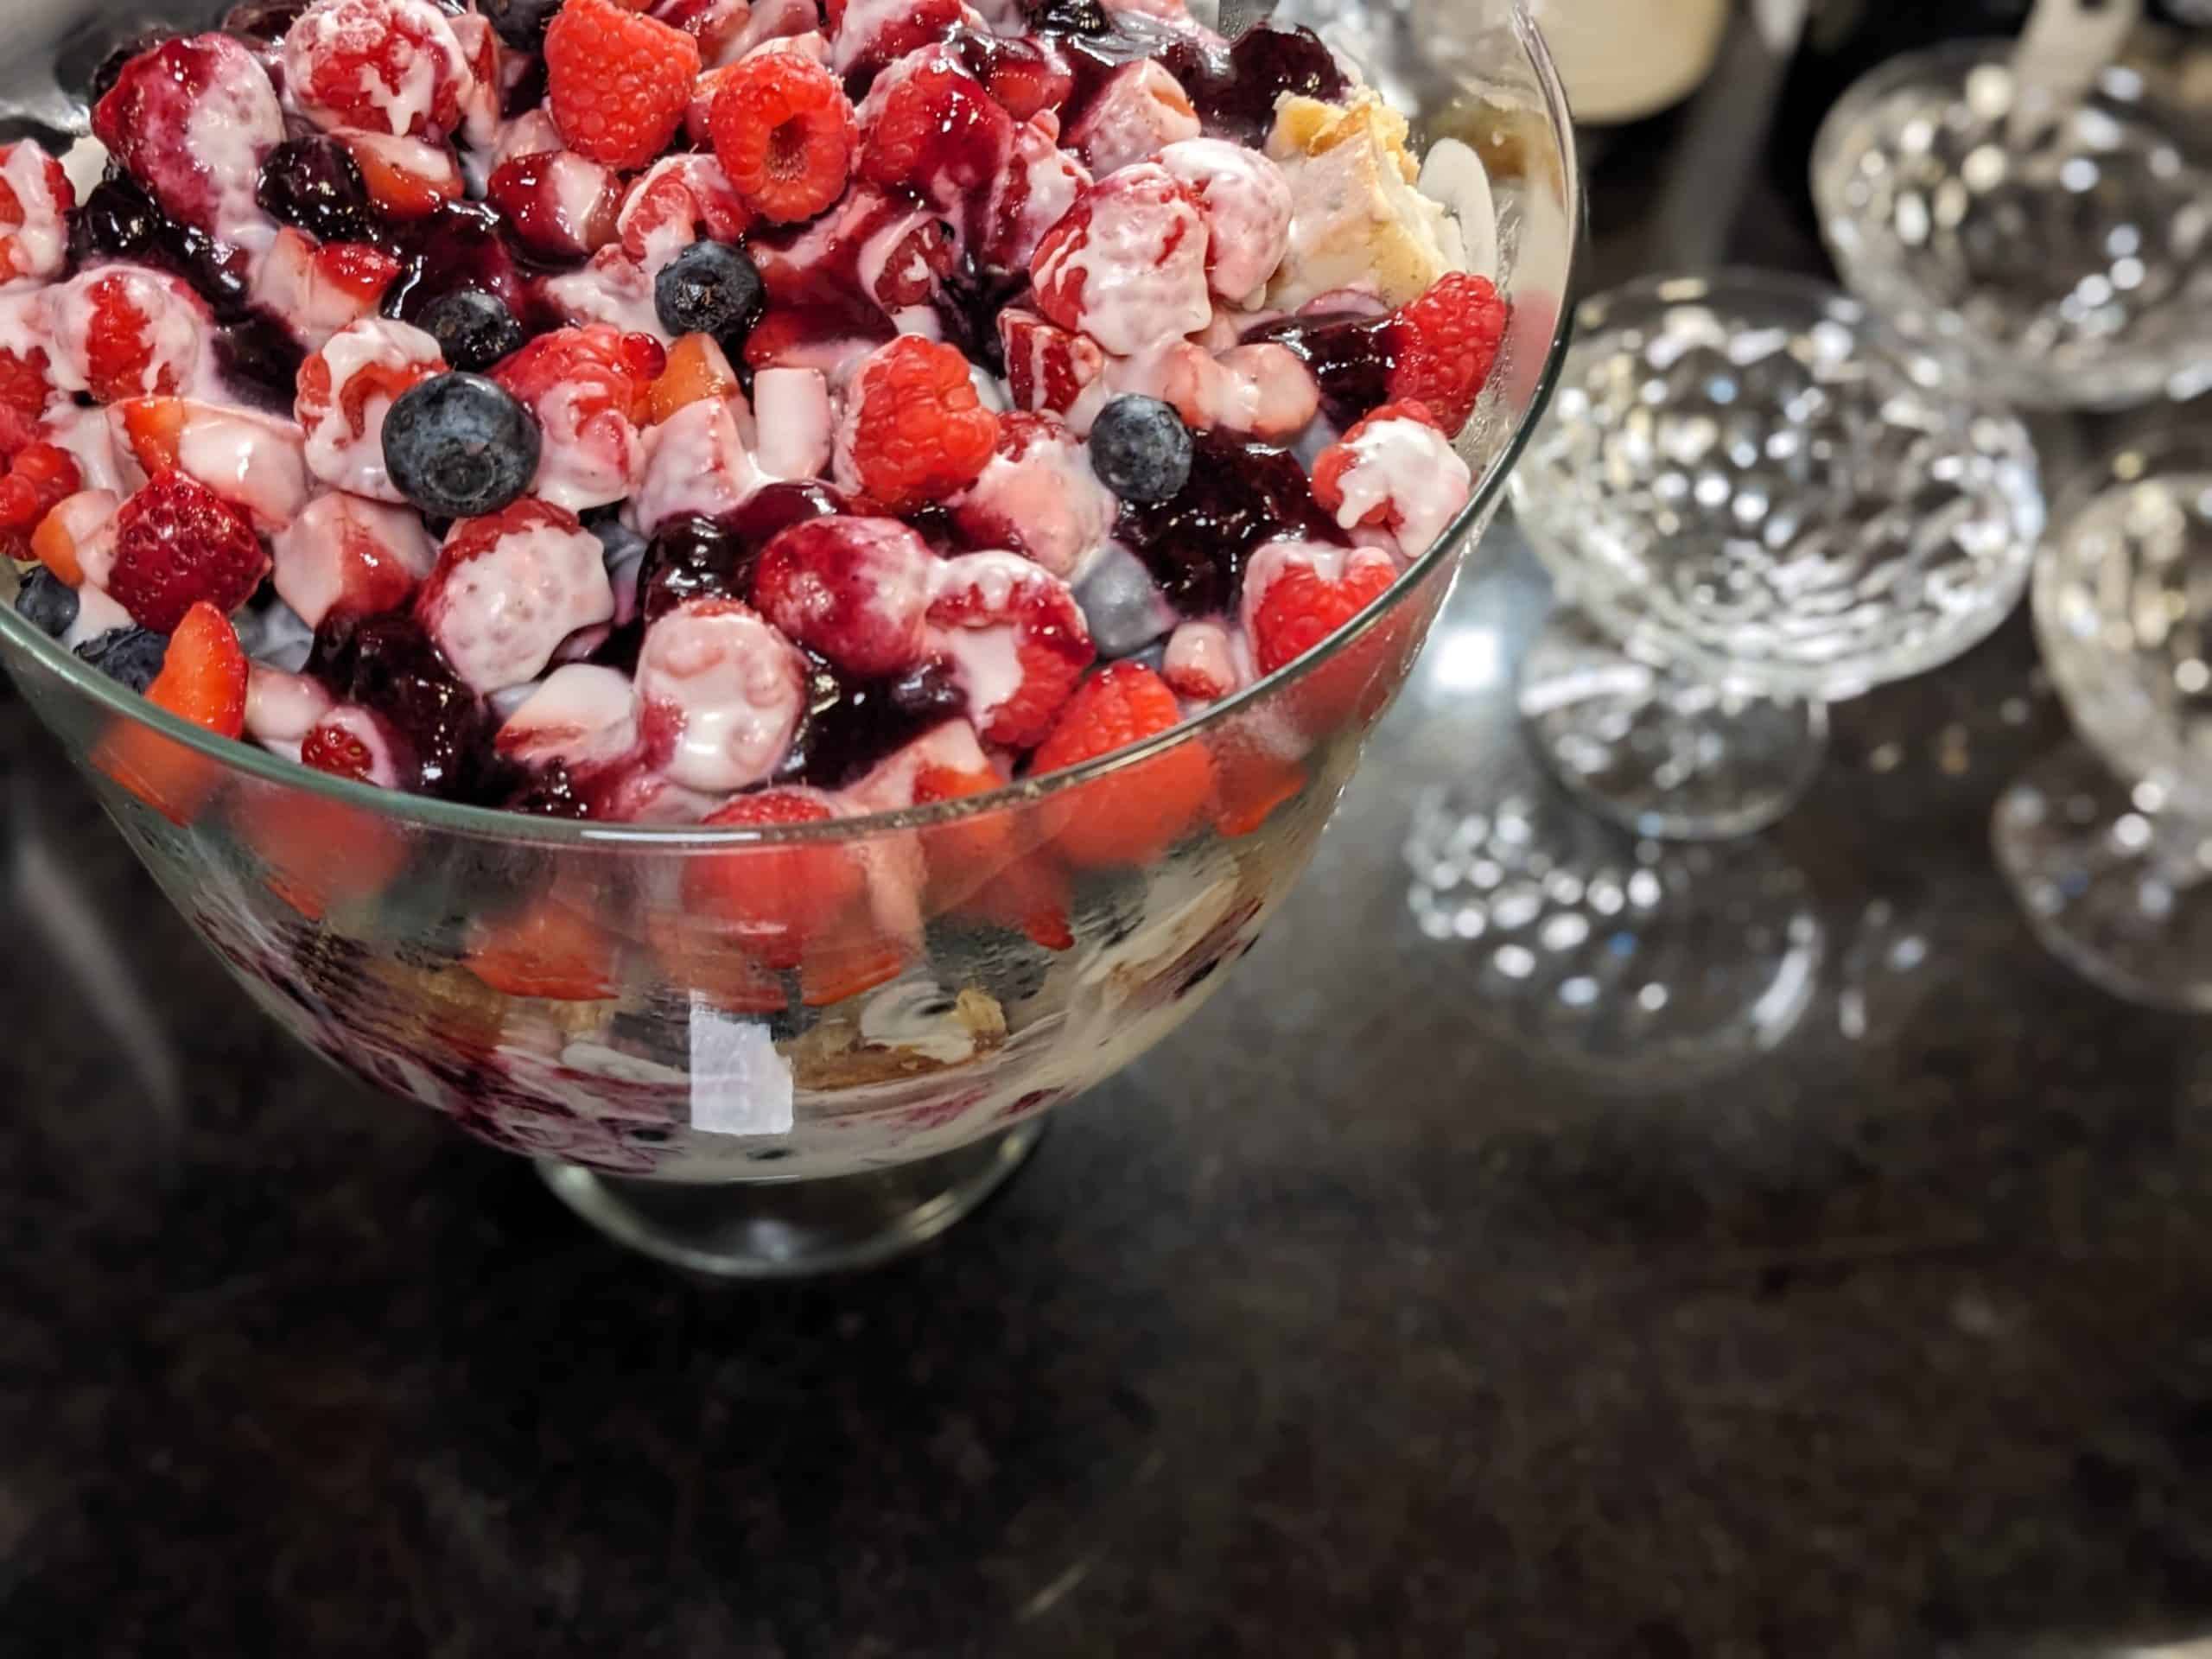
top-left (537, 1121), bottom-right (1048, 1279)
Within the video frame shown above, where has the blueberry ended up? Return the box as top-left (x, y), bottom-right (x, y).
top-left (75, 626), bottom-right (169, 693)
top-left (1073, 542), bottom-right (1174, 658)
top-left (383, 372), bottom-right (542, 518)
top-left (256, 137), bottom-right (375, 245)
top-left (480, 0), bottom-right (561, 48)
top-left (654, 240), bottom-right (764, 343)
top-left (1087, 396), bottom-right (1193, 503)
top-left (14, 568), bottom-right (79, 639)
top-left (418, 289), bottom-right (525, 374)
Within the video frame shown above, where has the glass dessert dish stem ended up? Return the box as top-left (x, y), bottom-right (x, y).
top-left (1513, 607), bottom-right (1828, 841)
top-left (1993, 742), bottom-right (2212, 1013)
top-left (537, 1121), bottom-right (1049, 1279)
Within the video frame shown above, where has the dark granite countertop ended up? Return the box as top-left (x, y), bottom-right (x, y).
top-left (11, 17), bottom-right (2212, 1658)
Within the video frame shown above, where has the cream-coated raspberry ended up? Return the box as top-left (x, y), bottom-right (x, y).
top-left (1030, 163), bottom-right (1211, 358)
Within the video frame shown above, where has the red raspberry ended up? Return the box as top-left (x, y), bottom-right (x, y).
top-left (836, 336), bottom-right (999, 512)
top-left (92, 34), bottom-right (282, 232)
top-left (0, 347), bottom-right (54, 456)
top-left (1310, 400), bottom-right (1441, 527)
top-left (709, 54), bottom-right (855, 226)
top-left (416, 499), bottom-right (614, 693)
top-left (857, 51), bottom-right (1013, 211)
top-left (494, 323), bottom-right (663, 427)
top-left (1385, 273), bottom-right (1509, 437)
top-left (487, 149), bottom-right (624, 257)
top-left (301, 717), bottom-right (377, 781)
top-left (0, 143), bottom-right (74, 284)
top-left (996, 309), bottom-right (1103, 420)
top-left (78, 270), bottom-right (202, 404)
top-left (1029, 662), bottom-right (1215, 868)
top-left (753, 516), bottom-right (937, 677)
top-left (108, 472), bottom-right (270, 633)
top-left (545, 0), bottom-right (701, 170)
top-left (685, 787), bottom-right (867, 970)
top-left (927, 550), bottom-right (1094, 748)
top-left (1028, 163), bottom-right (1212, 358)
top-left (296, 327), bottom-right (442, 449)
top-left (0, 443), bottom-right (80, 557)
top-left (618, 156), bottom-right (753, 264)
top-left (1247, 543), bottom-right (1396, 676)
top-left (280, 0), bottom-right (472, 140)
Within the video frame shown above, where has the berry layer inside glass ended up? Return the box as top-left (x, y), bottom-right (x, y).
top-left (4, 0), bottom-right (1503, 838)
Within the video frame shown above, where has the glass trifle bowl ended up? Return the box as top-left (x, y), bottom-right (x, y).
top-left (0, 0), bottom-right (1577, 1274)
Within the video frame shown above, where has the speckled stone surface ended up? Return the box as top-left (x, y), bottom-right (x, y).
top-left (11, 60), bottom-right (2212, 1659)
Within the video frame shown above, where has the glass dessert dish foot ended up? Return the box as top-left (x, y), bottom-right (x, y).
top-left (1404, 756), bottom-right (1822, 1087)
top-left (1814, 39), bottom-right (2212, 411)
top-left (1998, 430), bottom-right (2212, 1009)
top-left (0, 0), bottom-right (1580, 1274)
top-left (1510, 270), bottom-right (2044, 840)
top-left (539, 1120), bottom-right (1047, 1278)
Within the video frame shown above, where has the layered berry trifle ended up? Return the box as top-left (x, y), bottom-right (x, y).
top-left (6, 0), bottom-right (1503, 830)
top-left (0, 0), bottom-right (1519, 1173)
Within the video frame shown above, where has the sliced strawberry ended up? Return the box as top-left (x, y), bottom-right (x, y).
top-left (465, 893), bottom-right (623, 1001)
top-left (94, 601), bottom-right (251, 823)
top-left (487, 149), bottom-right (624, 257)
top-left (647, 332), bottom-right (741, 423)
top-left (242, 789), bottom-right (410, 921)
top-left (912, 760), bottom-right (1073, 950)
top-left (336, 131), bottom-right (464, 219)
top-left (92, 34), bottom-right (281, 232)
top-left (685, 785), bottom-right (867, 970)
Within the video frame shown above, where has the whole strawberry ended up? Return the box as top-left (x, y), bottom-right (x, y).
top-left (108, 472), bottom-right (270, 634)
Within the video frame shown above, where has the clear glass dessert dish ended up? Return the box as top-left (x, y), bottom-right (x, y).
top-left (1995, 429), bottom-right (2212, 1010)
top-left (0, 0), bottom-right (1577, 1274)
top-left (1510, 270), bottom-right (2044, 840)
top-left (1813, 39), bottom-right (2212, 412)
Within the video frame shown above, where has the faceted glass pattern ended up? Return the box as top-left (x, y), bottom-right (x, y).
top-left (2033, 434), bottom-right (2212, 820)
top-left (1513, 272), bottom-right (2043, 703)
top-left (1815, 41), bottom-right (2212, 410)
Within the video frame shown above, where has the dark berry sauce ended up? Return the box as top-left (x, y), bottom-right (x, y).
top-left (1053, 19), bottom-right (1344, 147)
top-left (307, 612), bottom-right (494, 800)
top-left (380, 202), bottom-right (536, 332)
top-left (1245, 310), bottom-right (1395, 423)
top-left (776, 658), bottom-right (969, 791)
top-left (1117, 430), bottom-right (1342, 616)
top-left (257, 137), bottom-right (378, 245)
top-left (503, 760), bottom-right (594, 818)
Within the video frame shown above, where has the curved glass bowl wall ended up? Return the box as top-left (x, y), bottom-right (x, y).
top-left (0, 0), bottom-right (1580, 1272)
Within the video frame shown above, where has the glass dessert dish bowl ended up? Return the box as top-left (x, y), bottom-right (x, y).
top-left (1995, 429), bottom-right (2212, 1011)
top-left (1812, 38), bottom-right (2212, 412)
top-left (0, 0), bottom-right (1577, 1274)
top-left (1509, 270), bottom-right (2043, 840)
